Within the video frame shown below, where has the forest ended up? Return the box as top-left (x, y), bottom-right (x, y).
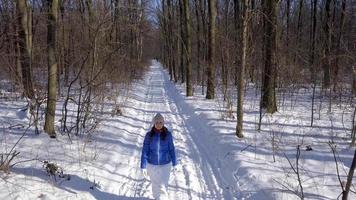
top-left (0, 0), bottom-right (355, 199)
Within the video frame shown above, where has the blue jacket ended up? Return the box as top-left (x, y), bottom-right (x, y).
top-left (140, 129), bottom-right (177, 169)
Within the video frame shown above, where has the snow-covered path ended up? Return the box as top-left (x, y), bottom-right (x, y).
top-left (114, 61), bottom-right (233, 199)
top-left (1, 60), bottom-right (239, 200)
top-left (2, 60), bottom-right (354, 200)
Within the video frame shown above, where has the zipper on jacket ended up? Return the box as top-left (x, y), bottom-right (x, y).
top-left (158, 135), bottom-right (160, 165)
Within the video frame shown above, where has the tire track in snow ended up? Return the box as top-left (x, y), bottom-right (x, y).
top-left (164, 93), bottom-right (222, 200)
top-left (137, 67), bottom-right (203, 199)
top-left (141, 62), bottom-right (230, 199)
top-left (155, 63), bottom-right (235, 199)
top-left (111, 74), bottom-right (155, 198)
top-left (121, 61), bottom-right (234, 199)
top-left (161, 87), bottom-right (214, 199)
top-left (130, 74), bottom-right (157, 198)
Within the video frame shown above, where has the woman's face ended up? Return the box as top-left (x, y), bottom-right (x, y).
top-left (154, 120), bottom-right (164, 130)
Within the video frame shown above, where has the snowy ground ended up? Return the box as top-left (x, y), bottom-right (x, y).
top-left (0, 60), bottom-right (355, 200)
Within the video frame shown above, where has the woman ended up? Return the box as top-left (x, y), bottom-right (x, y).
top-left (140, 113), bottom-right (177, 200)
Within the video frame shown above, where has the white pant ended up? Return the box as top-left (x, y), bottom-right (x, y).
top-left (147, 163), bottom-right (171, 200)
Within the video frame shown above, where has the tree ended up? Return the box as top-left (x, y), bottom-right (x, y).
top-left (178, 0), bottom-right (185, 83)
top-left (236, 0), bottom-right (250, 138)
top-left (294, 0), bottom-right (304, 63)
top-left (194, 0), bottom-right (202, 90)
top-left (15, 0), bottom-right (35, 100)
top-left (353, 66), bottom-right (356, 97)
top-left (44, 0), bottom-right (59, 138)
top-left (183, 0), bottom-right (193, 96)
top-left (333, 0), bottom-right (346, 90)
top-left (342, 148), bottom-right (356, 200)
top-left (261, 0), bottom-right (278, 113)
top-left (206, 0), bottom-right (216, 99)
top-left (310, 0), bottom-right (318, 127)
top-left (322, 0), bottom-right (331, 88)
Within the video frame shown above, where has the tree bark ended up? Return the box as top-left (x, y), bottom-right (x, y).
top-left (15, 0), bottom-right (35, 99)
top-left (294, 0), bottom-right (304, 63)
top-left (342, 148), bottom-right (356, 200)
top-left (183, 0), bottom-right (193, 96)
top-left (164, 0), bottom-right (173, 80)
top-left (221, 0), bottom-right (229, 101)
top-left (179, 0), bottom-right (185, 83)
top-left (194, 0), bottom-right (201, 86)
top-left (353, 66), bottom-right (356, 97)
top-left (13, 7), bottom-right (23, 86)
top-left (167, 0), bottom-right (175, 82)
top-left (334, 0), bottom-right (346, 90)
top-left (285, 0), bottom-right (290, 62)
top-left (310, 0), bottom-right (317, 127)
top-left (236, 0), bottom-right (250, 138)
top-left (234, 0), bottom-right (241, 87)
top-left (200, 0), bottom-right (207, 94)
top-left (261, 0), bottom-right (278, 113)
top-left (206, 0), bottom-right (217, 99)
top-left (44, 0), bottom-right (59, 138)
top-left (322, 0), bottom-right (331, 88)
top-left (351, 106), bottom-right (356, 146)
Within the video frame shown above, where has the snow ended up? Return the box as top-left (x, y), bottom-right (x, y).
top-left (0, 60), bottom-right (355, 200)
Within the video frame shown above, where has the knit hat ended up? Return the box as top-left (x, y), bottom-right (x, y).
top-left (152, 113), bottom-right (164, 125)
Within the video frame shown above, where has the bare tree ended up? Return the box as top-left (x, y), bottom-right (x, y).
top-left (333, 0), bottom-right (347, 90)
top-left (44, 0), bottom-right (59, 138)
top-left (261, 0), bottom-right (278, 113)
top-left (310, 0), bottom-right (317, 127)
top-left (236, 0), bottom-right (250, 138)
top-left (322, 0), bottom-right (331, 89)
top-left (183, 0), bottom-right (193, 96)
top-left (353, 66), bottom-right (356, 97)
top-left (351, 107), bottom-right (356, 146)
top-left (342, 148), bottom-right (356, 200)
top-left (206, 0), bottom-right (217, 99)
top-left (194, 0), bottom-right (202, 89)
top-left (15, 0), bottom-right (35, 99)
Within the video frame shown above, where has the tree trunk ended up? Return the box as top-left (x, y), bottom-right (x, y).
top-left (15, 0), bottom-right (35, 99)
top-left (167, 0), bottom-right (175, 82)
top-left (236, 0), bottom-right (250, 138)
top-left (194, 0), bottom-right (201, 86)
top-left (353, 66), bottom-right (356, 97)
top-left (221, 0), bottom-right (229, 101)
top-left (200, 0), bottom-right (207, 95)
top-left (261, 0), bottom-right (278, 113)
top-left (351, 107), bottom-right (356, 146)
top-left (310, 0), bottom-right (317, 127)
top-left (322, 0), bottom-right (331, 89)
top-left (13, 10), bottom-right (23, 86)
top-left (44, 0), bottom-right (59, 138)
top-left (178, 0), bottom-right (185, 83)
top-left (234, 0), bottom-right (241, 87)
top-left (206, 0), bottom-right (216, 99)
top-left (342, 148), bottom-right (356, 200)
top-left (183, 0), bottom-right (193, 96)
top-left (285, 0), bottom-right (290, 62)
top-left (294, 0), bottom-right (304, 63)
top-left (333, 0), bottom-right (346, 90)
top-left (172, 0), bottom-right (178, 82)
top-left (164, 0), bottom-right (173, 80)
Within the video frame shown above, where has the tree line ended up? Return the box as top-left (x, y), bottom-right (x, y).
top-left (0, 0), bottom-right (153, 138)
top-left (157, 0), bottom-right (355, 139)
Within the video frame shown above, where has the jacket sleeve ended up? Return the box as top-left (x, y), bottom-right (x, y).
top-left (140, 132), bottom-right (150, 169)
top-left (168, 132), bottom-right (177, 166)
